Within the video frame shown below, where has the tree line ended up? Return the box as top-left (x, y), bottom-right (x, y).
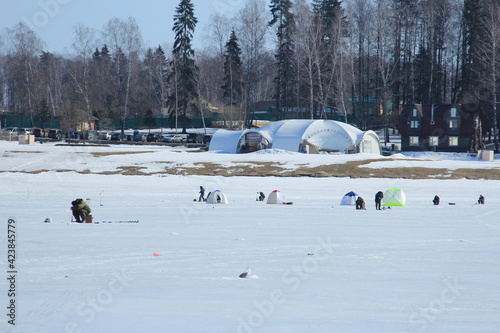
top-left (0, 0), bottom-right (499, 137)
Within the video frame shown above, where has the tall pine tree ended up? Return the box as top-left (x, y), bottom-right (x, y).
top-left (457, 0), bottom-right (486, 103)
top-left (269, 0), bottom-right (295, 120)
top-left (222, 29), bottom-right (243, 116)
top-left (169, 0), bottom-right (199, 133)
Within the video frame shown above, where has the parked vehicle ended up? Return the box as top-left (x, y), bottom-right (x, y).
top-left (171, 134), bottom-right (188, 143)
top-left (161, 134), bottom-right (175, 142)
top-left (48, 129), bottom-right (64, 140)
top-left (81, 130), bottom-right (98, 140)
top-left (133, 130), bottom-right (146, 142)
top-left (33, 128), bottom-right (47, 138)
top-left (146, 133), bottom-right (163, 142)
top-left (66, 131), bottom-right (81, 139)
top-left (1, 127), bottom-right (19, 136)
top-left (18, 128), bottom-right (33, 135)
top-left (203, 134), bottom-right (213, 144)
top-left (111, 132), bottom-right (126, 141)
top-left (98, 131), bottom-right (112, 140)
top-left (187, 133), bottom-right (204, 143)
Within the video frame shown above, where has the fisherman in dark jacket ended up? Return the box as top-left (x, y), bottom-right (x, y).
top-left (478, 195), bottom-right (485, 204)
top-left (375, 191), bottom-right (384, 210)
top-left (71, 198), bottom-right (91, 223)
top-left (198, 186), bottom-right (206, 202)
top-left (433, 195), bottom-right (440, 205)
top-left (356, 197), bottom-right (366, 210)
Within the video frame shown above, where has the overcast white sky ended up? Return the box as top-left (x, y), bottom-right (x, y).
top-left (0, 0), bottom-right (248, 54)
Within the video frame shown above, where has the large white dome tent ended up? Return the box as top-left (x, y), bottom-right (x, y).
top-left (209, 119), bottom-right (381, 154)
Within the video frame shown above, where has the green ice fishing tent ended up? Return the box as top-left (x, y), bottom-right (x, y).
top-left (382, 188), bottom-right (406, 206)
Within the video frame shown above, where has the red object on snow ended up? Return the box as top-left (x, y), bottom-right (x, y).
top-left (153, 253), bottom-right (163, 256)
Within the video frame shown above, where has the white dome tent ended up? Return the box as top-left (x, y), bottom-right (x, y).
top-left (267, 190), bottom-right (292, 205)
top-left (209, 119), bottom-right (381, 154)
top-left (206, 190), bottom-right (229, 204)
top-left (340, 191), bottom-right (359, 206)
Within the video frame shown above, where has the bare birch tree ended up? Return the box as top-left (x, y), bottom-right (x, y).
top-left (103, 17), bottom-right (143, 134)
top-left (70, 24), bottom-right (98, 127)
top-left (479, 0), bottom-right (500, 151)
top-left (4, 23), bottom-right (44, 127)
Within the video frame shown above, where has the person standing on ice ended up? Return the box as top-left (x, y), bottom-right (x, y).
top-left (375, 191), bottom-right (383, 210)
top-left (71, 198), bottom-right (91, 222)
top-left (198, 186), bottom-right (206, 202)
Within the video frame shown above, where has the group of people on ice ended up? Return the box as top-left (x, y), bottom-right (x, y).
top-left (69, 187), bottom-right (487, 223)
top-left (432, 194), bottom-right (484, 206)
top-left (354, 191), bottom-right (485, 210)
top-left (355, 191), bottom-right (385, 210)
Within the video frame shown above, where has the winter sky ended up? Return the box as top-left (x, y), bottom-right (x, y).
top-left (0, 0), bottom-right (248, 54)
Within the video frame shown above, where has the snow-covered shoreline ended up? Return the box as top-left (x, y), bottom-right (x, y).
top-left (2, 141), bottom-right (499, 176)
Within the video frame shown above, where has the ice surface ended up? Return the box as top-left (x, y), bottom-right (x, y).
top-left (0, 141), bottom-right (499, 333)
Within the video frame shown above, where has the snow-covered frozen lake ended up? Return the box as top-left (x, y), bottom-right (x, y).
top-left (0, 141), bottom-right (499, 333)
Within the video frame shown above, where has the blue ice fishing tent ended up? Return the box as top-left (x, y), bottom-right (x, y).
top-left (340, 191), bottom-right (359, 206)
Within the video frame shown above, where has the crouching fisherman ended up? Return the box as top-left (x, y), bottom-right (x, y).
top-left (356, 197), bottom-right (366, 210)
top-left (71, 198), bottom-right (91, 223)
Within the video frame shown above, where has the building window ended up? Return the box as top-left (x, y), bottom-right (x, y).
top-left (450, 108), bottom-right (457, 117)
top-left (449, 136), bottom-right (458, 146)
top-left (410, 120), bottom-right (419, 128)
top-left (410, 136), bottom-right (419, 146)
top-left (449, 119), bottom-right (459, 129)
top-left (412, 108), bottom-right (418, 117)
top-left (429, 136), bottom-right (439, 146)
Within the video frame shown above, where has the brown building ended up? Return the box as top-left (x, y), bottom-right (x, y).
top-left (399, 104), bottom-right (490, 152)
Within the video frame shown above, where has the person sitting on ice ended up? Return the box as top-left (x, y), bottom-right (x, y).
top-left (433, 195), bottom-right (440, 205)
top-left (478, 195), bottom-right (485, 204)
top-left (71, 198), bottom-right (91, 223)
top-left (355, 197), bottom-right (366, 210)
top-left (257, 192), bottom-right (266, 201)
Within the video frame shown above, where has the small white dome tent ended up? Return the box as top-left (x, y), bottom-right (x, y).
top-left (340, 191), bottom-right (359, 206)
top-left (267, 190), bottom-right (292, 205)
top-left (206, 190), bottom-right (229, 204)
top-left (382, 188), bottom-right (406, 207)
top-left (356, 130), bottom-right (381, 154)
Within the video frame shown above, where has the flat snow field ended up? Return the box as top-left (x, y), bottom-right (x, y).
top-left (0, 141), bottom-right (499, 333)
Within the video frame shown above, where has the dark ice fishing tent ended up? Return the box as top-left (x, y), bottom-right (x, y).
top-left (340, 191), bottom-right (359, 206)
top-left (382, 188), bottom-right (406, 206)
top-left (206, 190), bottom-right (229, 204)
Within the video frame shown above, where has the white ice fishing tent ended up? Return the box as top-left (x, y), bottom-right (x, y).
top-left (209, 119), bottom-right (381, 154)
top-left (382, 188), bottom-right (406, 207)
top-left (340, 191), bottom-right (359, 206)
top-left (206, 190), bottom-right (229, 204)
top-left (208, 129), bottom-right (245, 154)
top-left (267, 190), bottom-right (287, 204)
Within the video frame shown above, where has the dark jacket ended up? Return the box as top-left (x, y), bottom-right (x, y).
top-left (71, 199), bottom-right (91, 214)
top-left (375, 191), bottom-right (383, 203)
